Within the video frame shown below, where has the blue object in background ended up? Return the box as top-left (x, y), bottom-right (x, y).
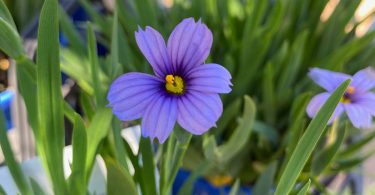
top-left (173, 169), bottom-right (251, 195)
top-left (0, 90), bottom-right (15, 130)
top-left (59, 4), bottom-right (108, 56)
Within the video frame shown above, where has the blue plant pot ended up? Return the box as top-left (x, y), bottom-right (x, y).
top-left (0, 90), bottom-right (15, 130)
top-left (173, 169), bottom-right (252, 195)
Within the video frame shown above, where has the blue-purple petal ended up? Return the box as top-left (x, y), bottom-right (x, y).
top-left (107, 73), bottom-right (162, 121)
top-left (344, 104), bottom-right (372, 129)
top-left (167, 18), bottom-right (213, 73)
top-left (308, 68), bottom-right (351, 92)
top-left (141, 95), bottom-right (177, 143)
top-left (177, 91), bottom-right (222, 134)
top-left (352, 92), bottom-right (375, 116)
top-left (329, 104), bottom-right (344, 124)
top-left (185, 63), bottom-right (232, 94)
top-left (306, 92), bottom-right (344, 123)
top-left (135, 26), bottom-right (171, 77)
top-left (306, 93), bottom-right (329, 118)
top-left (351, 67), bottom-right (375, 94)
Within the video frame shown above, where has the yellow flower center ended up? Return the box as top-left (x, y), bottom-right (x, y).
top-left (340, 86), bottom-right (355, 104)
top-left (165, 74), bottom-right (184, 94)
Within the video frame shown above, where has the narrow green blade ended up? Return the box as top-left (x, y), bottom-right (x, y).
top-left (36, 0), bottom-right (66, 193)
top-left (275, 79), bottom-right (350, 195)
top-left (0, 17), bottom-right (23, 59)
top-left (296, 180), bottom-right (311, 195)
top-left (0, 111), bottom-right (32, 195)
top-left (0, 0), bottom-right (16, 28)
top-left (106, 159), bottom-right (137, 195)
top-left (85, 108), bottom-right (112, 175)
top-left (252, 161), bottom-right (277, 195)
top-left (229, 179), bottom-right (240, 195)
top-left (87, 22), bottom-right (105, 106)
top-left (68, 114), bottom-right (87, 194)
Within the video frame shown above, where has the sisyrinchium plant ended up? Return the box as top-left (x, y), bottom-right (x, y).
top-left (0, 0), bottom-right (375, 195)
top-left (108, 18), bottom-right (232, 143)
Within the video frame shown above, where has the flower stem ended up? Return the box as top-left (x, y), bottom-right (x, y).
top-left (160, 129), bottom-right (192, 195)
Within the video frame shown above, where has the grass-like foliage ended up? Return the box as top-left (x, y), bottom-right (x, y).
top-left (0, 0), bottom-right (375, 194)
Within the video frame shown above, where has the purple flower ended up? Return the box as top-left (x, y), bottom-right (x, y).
top-left (307, 67), bottom-right (375, 128)
top-left (107, 18), bottom-right (232, 143)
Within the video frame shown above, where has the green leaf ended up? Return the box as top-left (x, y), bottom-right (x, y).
top-left (110, 8), bottom-right (122, 79)
top-left (0, 185), bottom-right (5, 195)
top-left (253, 121), bottom-right (278, 145)
top-left (29, 178), bottom-right (47, 195)
top-left (296, 179), bottom-right (311, 195)
top-left (218, 95), bottom-right (256, 159)
top-left (60, 49), bottom-right (94, 95)
top-left (334, 148), bottom-right (375, 171)
top-left (37, 0), bottom-right (66, 193)
top-left (15, 57), bottom-right (38, 133)
top-left (85, 108), bottom-right (113, 175)
top-left (78, 0), bottom-right (111, 37)
top-left (87, 22), bottom-right (105, 106)
top-left (79, 91), bottom-right (95, 120)
top-left (0, 111), bottom-right (33, 195)
top-left (161, 129), bottom-right (192, 195)
top-left (339, 129), bottom-right (375, 158)
top-left (275, 79), bottom-right (350, 195)
top-left (203, 95), bottom-right (256, 164)
top-left (116, 0), bottom-right (138, 33)
top-left (106, 159), bottom-right (137, 195)
top-left (111, 118), bottom-right (129, 171)
top-left (0, 17), bottom-right (24, 58)
top-left (311, 122), bottom-right (346, 175)
top-left (0, 0), bottom-right (16, 29)
top-left (214, 98), bottom-right (241, 135)
top-left (134, 0), bottom-right (157, 26)
top-left (139, 138), bottom-right (157, 195)
top-left (62, 101), bottom-right (76, 122)
top-left (177, 161), bottom-right (210, 195)
top-left (322, 31), bottom-right (375, 70)
top-left (253, 161), bottom-right (277, 195)
top-left (277, 31), bottom-right (308, 94)
top-left (262, 62), bottom-right (276, 124)
top-left (229, 179), bottom-right (240, 195)
top-left (68, 114), bottom-right (87, 195)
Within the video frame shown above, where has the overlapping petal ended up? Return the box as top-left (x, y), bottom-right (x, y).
top-left (177, 91), bottom-right (222, 134)
top-left (351, 67), bottom-right (375, 94)
top-left (306, 92), bottom-right (344, 123)
top-left (167, 18), bottom-right (213, 73)
top-left (344, 104), bottom-right (372, 129)
top-left (308, 68), bottom-right (350, 92)
top-left (306, 92), bottom-right (330, 118)
top-left (185, 63), bottom-right (232, 94)
top-left (353, 92), bottom-right (375, 115)
top-left (141, 95), bottom-right (177, 143)
top-left (109, 18), bottom-right (231, 142)
top-left (135, 26), bottom-right (171, 77)
top-left (107, 73), bottom-right (162, 121)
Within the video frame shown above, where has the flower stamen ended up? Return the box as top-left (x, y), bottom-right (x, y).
top-left (341, 86), bottom-right (355, 104)
top-left (346, 86), bottom-right (355, 94)
top-left (165, 74), bottom-right (184, 94)
top-left (166, 75), bottom-right (175, 84)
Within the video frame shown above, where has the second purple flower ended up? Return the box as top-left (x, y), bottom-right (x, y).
top-left (307, 67), bottom-right (375, 128)
top-left (107, 18), bottom-right (232, 143)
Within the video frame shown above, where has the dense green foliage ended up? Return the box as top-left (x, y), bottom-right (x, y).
top-left (1, 0), bottom-right (375, 194)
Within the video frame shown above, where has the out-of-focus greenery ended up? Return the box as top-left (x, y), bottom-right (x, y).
top-left (3, 0), bottom-right (43, 31)
top-left (1, 0), bottom-right (375, 194)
